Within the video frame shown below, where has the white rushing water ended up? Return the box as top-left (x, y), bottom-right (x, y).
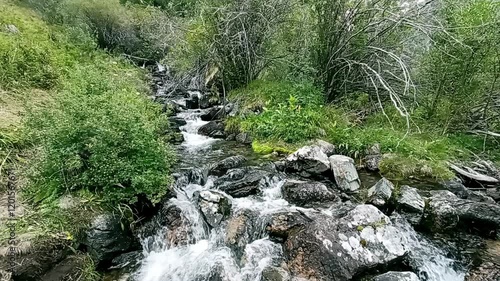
top-left (394, 216), bottom-right (465, 281)
top-left (133, 107), bottom-right (465, 281)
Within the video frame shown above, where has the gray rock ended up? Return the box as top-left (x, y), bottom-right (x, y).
top-left (201, 106), bottom-right (225, 121)
top-left (168, 116), bottom-right (187, 129)
top-left (4, 24), bottom-right (18, 34)
top-left (468, 191), bottom-right (496, 204)
top-left (40, 255), bottom-right (95, 281)
top-left (285, 145), bottom-right (331, 177)
top-left (424, 190), bottom-right (500, 237)
top-left (330, 155), bottom-right (360, 192)
top-left (442, 180), bottom-right (495, 203)
top-left (367, 178), bottom-right (394, 207)
top-left (199, 92), bottom-right (220, 109)
top-left (225, 210), bottom-right (257, 259)
top-left (423, 191), bottom-right (461, 232)
top-left (197, 190), bottom-right (232, 228)
top-left (235, 132), bottom-right (253, 144)
top-left (83, 214), bottom-right (136, 264)
top-left (214, 168), bottom-right (270, 197)
top-left (310, 140), bottom-right (335, 156)
top-left (268, 205), bottom-right (408, 280)
top-left (208, 155), bottom-right (246, 176)
top-left (281, 179), bottom-right (338, 208)
top-left (364, 144), bottom-right (382, 171)
top-left (110, 251), bottom-right (142, 270)
top-left (198, 121), bottom-right (225, 138)
top-left (260, 266), bottom-right (290, 281)
top-left (139, 201), bottom-right (194, 247)
top-left (396, 186), bottom-right (424, 225)
top-left (163, 101), bottom-right (183, 115)
top-left (371, 271), bottom-right (419, 281)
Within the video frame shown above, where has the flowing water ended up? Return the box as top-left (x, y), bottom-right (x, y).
top-left (131, 93), bottom-right (466, 281)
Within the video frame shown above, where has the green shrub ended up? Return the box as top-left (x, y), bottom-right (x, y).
top-left (231, 80), bottom-right (324, 109)
top-left (20, 0), bottom-right (175, 61)
top-left (26, 89), bottom-right (175, 204)
top-left (229, 80), bottom-right (328, 143)
top-left (200, 0), bottom-right (291, 90)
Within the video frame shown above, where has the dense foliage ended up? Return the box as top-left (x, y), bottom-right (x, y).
top-left (26, 90), bottom-right (174, 204)
top-left (4, 0), bottom-right (500, 182)
top-left (1, 0), bottom-right (175, 204)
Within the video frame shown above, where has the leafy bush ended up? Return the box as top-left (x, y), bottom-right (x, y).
top-left (26, 89), bottom-right (175, 204)
top-left (229, 80), bottom-right (329, 143)
top-left (230, 80), bottom-right (324, 109)
top-left (0, 0), bottom-right (176, 204)
top-left (200, 0), bottom-right (291, 90)
top-left (20, 0), bottom-right (175, 61)
top-left (312, 0), bottom-right (424, 107)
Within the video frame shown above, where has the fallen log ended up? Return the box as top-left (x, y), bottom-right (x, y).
top-left (449, 163), bottom-right (500, 183)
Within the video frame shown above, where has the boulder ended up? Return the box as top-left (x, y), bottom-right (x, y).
top-left (198, 121), bottom-right (225, 138)
top-left (139, 202), bottom-right (195, 248)
top-left (285, 145), bottom-right (331, 178)
top-left (396, 186), bottom-right (424, 225)
top-left (371, 271), bottom-right (419, 281)
top-left (225, 210), bottom-right (257, 259)
top-left (83, 214), bottom-right (137, 264)
top-left (309, 140), bottom-right (335, 156)
top-left (208, 155), bottom-right (247, 176)
top-left (364, 144), bottom-right (382, 171)
top-left (168, 116), bottom-right (187, 130)
top-left (200, 106), bottom-right (225, 121)
top-left (187, 167), bottom-right (208, 186)
top-left (199, 92), bottom-right (220, 109)
top-left (329, 155), bottom-right (360, 192)
top-left (185, 95), bottom-right (199, 109)
top-left (268, 205), bottom-right (408, 280)
top-left (197, 190), bottom-right (232, 228)
top-left (214, 168), bottom-right (270, 198)
top-left (367, 178), bottom-right (394, 207)
top-left (442, 180), bottom-right (496, 203)
top-left (163, 101), bottom-right (183, 115)
top-left (235, 132), bottom-right (253, 144)
top-left (260, 266), bottom-right (291, 281)
top-left (266, 212), bottom-right (309, 242)
top-left (281, 179), bottom-right (338, 208)
top-left (110, 251), bottom-right (142, 270)
top-left (423, 191), bottom-right (500, 237)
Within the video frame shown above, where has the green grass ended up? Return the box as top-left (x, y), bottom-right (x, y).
top-left (0, 0), bottom-right (175, 250)
top-left (227, 80), bottom-right (500, 181)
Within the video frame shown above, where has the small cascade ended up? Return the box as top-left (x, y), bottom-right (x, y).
top-left (131, 67), bottom-right (471, 281)
top-left (394, 216), bottom-right (466, 281)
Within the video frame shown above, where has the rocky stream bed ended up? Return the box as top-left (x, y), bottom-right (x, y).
top-left (21, 65), bottom-right (499, 281)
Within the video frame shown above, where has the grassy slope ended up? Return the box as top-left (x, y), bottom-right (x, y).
top-left (227, 80), bottom-right (500, 181)
top-left (0, 2), bottom-right (152, 275)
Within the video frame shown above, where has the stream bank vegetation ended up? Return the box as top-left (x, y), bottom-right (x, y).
top-left (1, 0), bottom-right (176, 278)
top-left (0, 0), bottom-right (499, 277)
top-left (166, 0), bottom-right (500, 181)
